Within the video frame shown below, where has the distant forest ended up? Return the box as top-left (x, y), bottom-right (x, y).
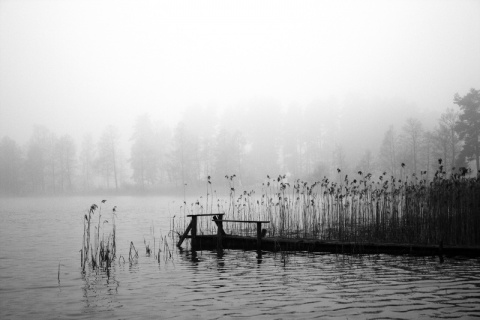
top-left (1, 89), bottom-right (478, 195)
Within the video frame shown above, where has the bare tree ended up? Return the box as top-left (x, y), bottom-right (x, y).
top-left (303, 99), bottom-right (339, 177)
top-left (379, 125), bottom-right (398, 177)
top-left (130, 114), bottom-right (168, 190)
top-left (170, 121), bottom-right (195, 187)
top-left (281, 104), bottom-right (304, 177)
top-left (182, 104), bottom-right (218, 182)
top-left (454, 88), bottom-right (480, 174)
top-left (355, 149), bottom-right (376, 175)
top-left (25, 125), bottom-right (52, 193)
top-left (79, 134), bottom-right (96, 192)
top-left (242, 99), bottom-right (282, 181)
top-left (56, 134), bottom-right (76, 192)
top-left (422, 130), bottom-right (436, 179)
top-left (333, 144), bottom-right (348, 181)
top-left (96, 125), bottom-right (120, 191)
top-left (0, 136), bottom-right (23, 194)
top-left (438, 108), bottom-right (460, 173)
top-left (402, 118), bottom-right (424, 175)
top-left (214, 128), bottom-right (246, 182)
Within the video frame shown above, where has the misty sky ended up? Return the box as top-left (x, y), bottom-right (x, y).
top-left (1, 0), bottom-right (479, 145)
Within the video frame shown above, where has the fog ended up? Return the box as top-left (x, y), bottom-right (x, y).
top-left (0, 0), bottom-right (479, 194)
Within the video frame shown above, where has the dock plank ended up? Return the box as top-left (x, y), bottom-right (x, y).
top-left (215, 220), bottom-right (270, 223)
top-left (180, 234), bottom-right (480, 257)
top-left (187, 213), bottom-right (225, 217)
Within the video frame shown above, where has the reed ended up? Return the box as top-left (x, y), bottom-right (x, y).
top-left (144, 239), bottom-right (151, 257)
top-left (175, 162), bottom-right (480, 247)
top-left (81, 201), bottom-right (117, 272)
top-left (129, 241), bottom-right (139, 263)
top-left (163, 236), bottom-right (173, 261)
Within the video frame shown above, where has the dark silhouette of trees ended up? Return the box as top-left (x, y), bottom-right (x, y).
top-left (79, 134), bottom-right (95, 192)
top-left (402, 118), bottom-right (423, 175)
top-left (454, 88), bottom-right (480, 175)
top-left (433, 108), bottom-right (460, 174)
top-left (355, 149), bottom-right (375, 175)
top-left (214, 128), bottom-right (246, 182)
top-left (24, 126), bottom-right (52, 193)
top-left (56, 134), bottom-right (76, 192)
top-left (281, 104), bottom-right (304, 177)
top-left (1, 90), bottom-right (478, 195)
top-left (333, 145), bottom-right (348, 182)
top-left (45, 131), bottom-right (58, 193)
top-left (170, 121), bottom-right (195, 187)
top-left (303, 99), bottom-right (339, 177)
top-left (96, 125), bottom-right (121, 191)
top-left (25, 139), bottom-right (44, 193)
top-left (242, 99), bottom-right (282, 182)
top-left (422, 130), bottom-right (436, 179)
top-left (379, 125), bottom-right (398, 177)
top-left (0, 136), bottom-right (23, 194)
top-left (182, 104), bottom-right (218, 182)
top-left (130, 114), bottom-right (164, 190)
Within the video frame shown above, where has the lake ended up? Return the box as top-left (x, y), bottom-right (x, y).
top-left (1, 196), bottom-right (479, 319)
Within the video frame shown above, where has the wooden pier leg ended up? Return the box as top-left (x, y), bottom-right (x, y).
top-left (177, 220), bottom-right (193, 247)
top-left (257, 222), bottom-right (262, 252)
top-left (217, 215), bottom-right (223, 251)
top-left (438, 240), bottom-right (444, 263)
top-left (213, 215), bottom-right (226, 235)
top-left (191, 216), bottom-right (197, 249)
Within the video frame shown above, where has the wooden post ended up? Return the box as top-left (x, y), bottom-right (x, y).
top-left (177, 220), bottom-right (193, 247)
top-left (439, 240), bottom-right (444, 263)
top-left (213, 215), bottom-right (226, 235)
top-left (257, 222), bottom-right (262, 252)
top-left (217, 215), bottom-right (223, 251)
top-left (191, 215), bottom-right (197, 249)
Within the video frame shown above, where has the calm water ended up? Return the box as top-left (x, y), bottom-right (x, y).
top-left (1, 196), bottom-right (479, 319)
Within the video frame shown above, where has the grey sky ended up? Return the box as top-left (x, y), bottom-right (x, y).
top-left (1, 0), bottom-right (479, 144)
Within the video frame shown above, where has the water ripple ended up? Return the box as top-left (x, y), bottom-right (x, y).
top-left (1, 196), bottom-right (480, 319)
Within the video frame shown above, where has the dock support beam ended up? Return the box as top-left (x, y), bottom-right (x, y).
top-left (211, 219), bottom-right (269, 254)
top-left (217, 215), bottom-right (223, 251)
top-left (438, 240), bottom-right (444, 263)
top-left (257, 222), bottom-right (262, 252)
top-left (191, 215), bottom-right (197, 249)
top-left (177, 221), bottom-right (192, 247)
top-left (177, 213), bottom-right (226, 249)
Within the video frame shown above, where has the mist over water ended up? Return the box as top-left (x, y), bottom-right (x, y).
top-left (1, 1), bottom-right (480, 319)
top-left (1, 1), bottom-right (480, 195)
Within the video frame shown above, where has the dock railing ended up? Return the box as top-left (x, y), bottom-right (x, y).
top-left (176, 213), bottom-right (270, 251)
top-left (216, 220), bottom-right (270, 251)
top-left (177, 213), bottom-right (225, 248)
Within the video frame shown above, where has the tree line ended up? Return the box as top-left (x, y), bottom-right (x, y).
top-left (1, 89), bottom-right (478, 195)
top-left (378, 89), bottom-right (479, 179)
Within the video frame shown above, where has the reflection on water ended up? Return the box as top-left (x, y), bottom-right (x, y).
top-left (81, 268), bottom-right (120, 314)
top-left (171, 250), bottom-right (480, 319)
top-left (1, 196), bottom-right (479, 319)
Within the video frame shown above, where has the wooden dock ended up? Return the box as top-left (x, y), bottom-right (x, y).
top-left (181, 234), bottom-right (480, 257)
top-left (177, 213), bottom-right (270, 252)
top-left (177, 214), bottom-right (480, 258)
